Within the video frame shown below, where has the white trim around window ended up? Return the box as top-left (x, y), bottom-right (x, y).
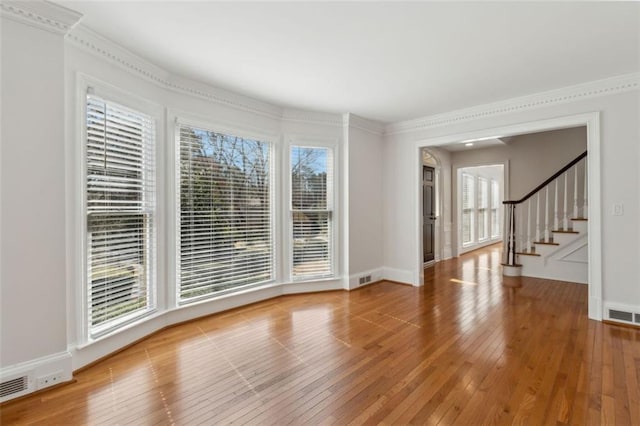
top-left (285, 137), bottom-right (338, 282)
top-left (73, 74), bottom-right (165, 345)
top-left (457, 165), bottom-right (504, 254)
top-left (173, 115), bottom-right (279, 305)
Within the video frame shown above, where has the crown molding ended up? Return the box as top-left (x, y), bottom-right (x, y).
top-left (67, 24), bottom-right (284, 121)
top-left (0, 1), bottom-right (82, 35)
top-left (385, 73), bottom-right (640, 136)
top-left (282, 108), bottom-right (343, 127)
top-left (347, 113), bottom-right (385, 136)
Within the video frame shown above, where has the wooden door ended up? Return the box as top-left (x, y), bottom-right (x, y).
top-left (423, 166), bottom-right (436, 262)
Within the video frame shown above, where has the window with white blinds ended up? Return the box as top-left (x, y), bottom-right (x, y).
top-left (178, 125), bottom-right (273, 302)
top-left (478, 177), bottom-right (489, 241)
top-left (491, 179), bottom-right (500, 238)
top-left (86, 94), bottom-right (156, 337)
top-left (291, 146), bottom-right (334, 279)
top-left (462, 173), bottom-right (475, 245)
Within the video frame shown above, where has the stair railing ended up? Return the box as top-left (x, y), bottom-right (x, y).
top-left (503, 151), bottom-right (588, 267)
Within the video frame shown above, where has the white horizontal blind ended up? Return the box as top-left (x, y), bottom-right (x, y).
top-left (462, 173), bottom-right (475, 245)
top-left (491, 179), bottom-right (500, 238)
top-left (86, 95), bottom-right (155, 337)
top-left (178, 125), bottom-right (272, 302)
top-left (478, 177), bottom-right (488, 241)
top-left (291, 146), bottom-right (333, 279)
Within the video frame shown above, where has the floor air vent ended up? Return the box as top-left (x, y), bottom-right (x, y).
top-left (609, 309), bottom-right (633, 322)
top-left (0, 375), bottom-right (29, 401)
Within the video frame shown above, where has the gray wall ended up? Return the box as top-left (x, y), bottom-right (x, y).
top-left (451, 127), bottom-right (587, 200)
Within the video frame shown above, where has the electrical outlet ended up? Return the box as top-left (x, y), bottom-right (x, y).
top-left (36, 371), bottom-right (63, 389)
top-left (612, 203), bottom-right (624, 216)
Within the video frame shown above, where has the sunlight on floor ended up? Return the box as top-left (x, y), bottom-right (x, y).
top-left (449, 278), bottom-right (478, 286)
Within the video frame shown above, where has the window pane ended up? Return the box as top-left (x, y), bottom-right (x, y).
top-left (178, 126), bottom-right (272, 301)
top-left (462, 174), bottom-right (475, 245)
top-left (478, 178), bottom-right (488, 241)
top-left (88, 214), bottom-right (151, 328)
top-left (293, 211), bottom-right (332, 276)
top-left (86, 95), bottom-right (155, 337)
top-left (491, 180), bottom-right (500, 238)
top-left (291, 146), bottom-right (333, 278)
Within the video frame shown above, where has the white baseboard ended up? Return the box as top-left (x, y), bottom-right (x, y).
top-left (458, 238), bottom-right (502, 255)
top-left (347, 268), bottom-right (384, 290)
top-left (0, 351), bottom-right (72, 402)
top-left (382, 266), bottom-right (413, 285)
top-left (283, 279), bottom-right (344, 294)
top-left (603, 301), bottom-right (640, 326)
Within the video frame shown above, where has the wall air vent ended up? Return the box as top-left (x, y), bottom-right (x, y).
top-left (358, 275), bottom-right (373, 286)
top-left (609, 309), bottom-right (633, 322)
top-left (635, 313), bottom-right (640, 324)
top-left (0, 375), bottom-right (30, 401)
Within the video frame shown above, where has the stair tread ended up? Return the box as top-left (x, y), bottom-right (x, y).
top-left (534, 241), bottom-right (560, 245)
top-left (516, 252), bottom-right (541, 256)
top-left (501, 263), bottom-right (523, 267)
top-left (571, 217), bottom-right (588, 221)
top-left (552, 229), bottom-right (579, 234)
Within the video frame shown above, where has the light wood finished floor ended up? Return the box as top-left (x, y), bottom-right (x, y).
top-left (2, 245), bottom-right (639, 425)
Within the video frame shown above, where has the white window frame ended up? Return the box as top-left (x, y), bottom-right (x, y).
top-left (461, 172), bottom-right (475, 247)
top-left (490, 179), bottom-right (501, 239)
top-left (75, 75), bottom-right (164, 343)
top-left (457, 166), bottom-right (504, 255)
top-left (477, 177), bottom-right (489, 242)
top-left (286, 138), bottom-right (338, 282)
top-left (174, 115), bottom-right (278, 304)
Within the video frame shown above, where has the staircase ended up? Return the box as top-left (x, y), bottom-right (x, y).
top-left (502, 151), bottom-right (588, 284)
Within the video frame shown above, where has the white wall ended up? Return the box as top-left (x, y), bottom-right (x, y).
top-left (346, 116), bottom-right (384, 288)
top-left (383, 84), bottom-right (639, 313)
top-left (1, 18), bottom-right (69, 367)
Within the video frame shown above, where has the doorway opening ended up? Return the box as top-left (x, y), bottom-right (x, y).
top-left (421, 149), bottom-right (442, 267)
top-left (414, 113), bottom-right (600, 320)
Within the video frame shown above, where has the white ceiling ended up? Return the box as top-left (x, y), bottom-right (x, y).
top-left (439, 137), bottom-right (507, 152)
top-left (58, 1), bottom-right (640, 123)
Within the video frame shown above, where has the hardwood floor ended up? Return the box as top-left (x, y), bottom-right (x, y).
top-left (2, 245), bottom-right (639, 425)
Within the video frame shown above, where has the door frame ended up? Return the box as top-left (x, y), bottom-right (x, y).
top-left (422, 164), bottom-right (436, 265)
top-left (421, 148), bottom-right (444, 265)
top-left (414, 112), bottom-right (602, 321)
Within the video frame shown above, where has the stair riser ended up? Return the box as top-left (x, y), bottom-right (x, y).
top-left (550, 232), bottom-right (581, 246)
top-left (571, 220), bottom-right (588, 233)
